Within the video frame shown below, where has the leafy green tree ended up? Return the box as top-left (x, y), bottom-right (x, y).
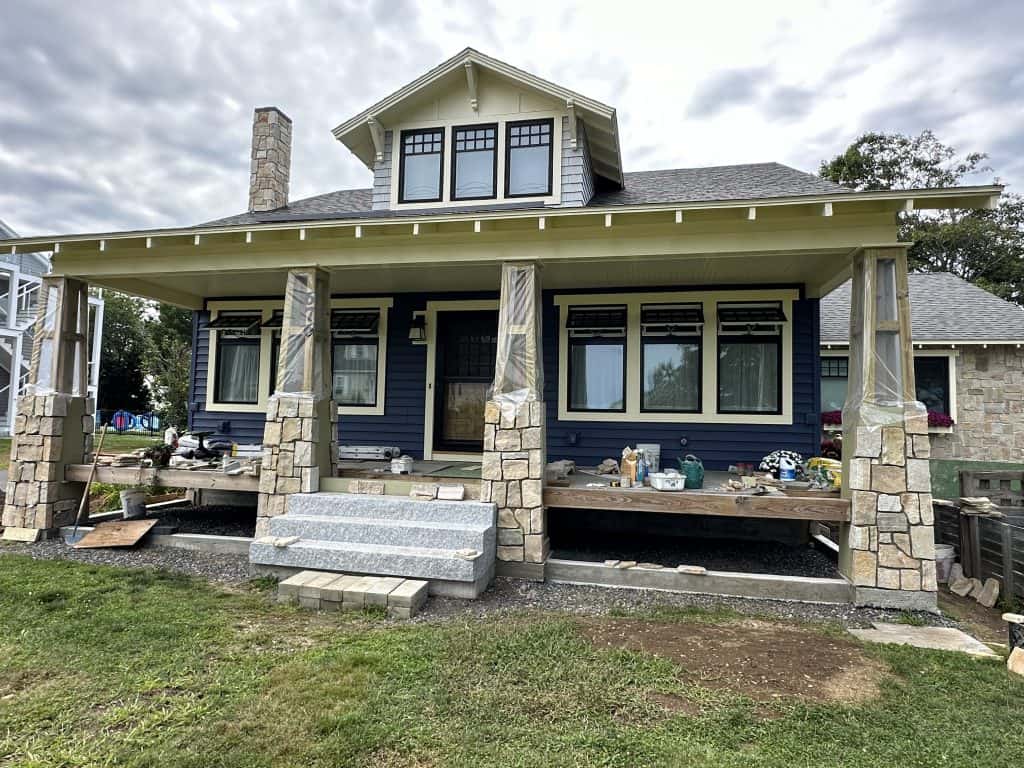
top-left (820, 130), bottom-right (1024, 304)
top-left (144, 304), bottom-right (193, 430)
top-left (97, 292), bottom-right (151, 413)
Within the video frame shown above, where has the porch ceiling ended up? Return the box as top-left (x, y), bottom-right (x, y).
top-left (84, 247), bottom-right (853, 306)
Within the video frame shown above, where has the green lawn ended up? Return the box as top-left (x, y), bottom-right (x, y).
top-left (1, 556), bottom-right (1021, 767)
top-left (0, 434), bottom-right (161, 471)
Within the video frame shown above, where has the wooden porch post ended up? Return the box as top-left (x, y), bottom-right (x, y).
top-left (482, 262), bottom-right (547, 577)
top-left (255, 267), bottom-right (337, 537)
top-left (839, 246), bottom-right (937, 610)
top-left (2, 276), bottom-right (93, 541)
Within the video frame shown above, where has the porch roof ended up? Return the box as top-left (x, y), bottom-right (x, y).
top-left (0, 185), bottom-right (1001, 309)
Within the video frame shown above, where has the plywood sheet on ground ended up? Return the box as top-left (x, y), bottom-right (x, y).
top-left (73, 519), bottom-right (158, 549)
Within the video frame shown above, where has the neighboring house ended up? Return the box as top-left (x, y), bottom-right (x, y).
top-left (0, 49), bottom-right (1003, 610)
top-left (820, 272), bottom-right (1024, 496)
top-left (0, 220), bottom-right (104, 436)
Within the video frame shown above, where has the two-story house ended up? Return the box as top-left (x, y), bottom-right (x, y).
top-left (0, 49), bottom-right (1003, 610)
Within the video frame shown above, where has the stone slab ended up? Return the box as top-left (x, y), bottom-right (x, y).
top-left (1009, 647), bottom-right (1024, 678)
top-left (849, 622), bottom-right (999, 659)
top-left (853, 586), bottom-right (938, 612)
top-left (287, 492), bottom-right (496, 526)
top-left (267, 512), bottom-right (493, 552)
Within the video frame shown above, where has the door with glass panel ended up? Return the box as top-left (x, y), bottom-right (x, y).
top-left (433, 310), bottom-right (498, 453)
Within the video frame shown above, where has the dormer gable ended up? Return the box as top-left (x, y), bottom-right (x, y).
top-left (332, 48), bottom-right (622, 212)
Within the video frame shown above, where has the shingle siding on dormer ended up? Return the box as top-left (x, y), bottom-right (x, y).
top-left (371, 131), bottom-right (394, 211)
top-left (559, 117), bottom-right (594, 208)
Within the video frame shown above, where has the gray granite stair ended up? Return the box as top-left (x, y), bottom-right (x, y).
top-left (248, 492), bottom-right (497, 598)
top-left (266, 513), bottom-right (494, 551)
top-left (288, 492), bottom-right (496, 526)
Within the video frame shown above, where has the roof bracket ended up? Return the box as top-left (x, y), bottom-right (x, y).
top-left (465, 61), bottom-right (478, 112)
top-left (566, 99), bottom-right (578, 149)
top-left (367, 117), bottom-right (386, 163)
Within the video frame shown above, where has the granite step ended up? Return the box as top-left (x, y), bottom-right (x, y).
top-left (267, 513), bottom-right (494, 551)
top-left (287, 492), bottom-right (496, 527)
top-left (250, 537), bottom-right (490, 583)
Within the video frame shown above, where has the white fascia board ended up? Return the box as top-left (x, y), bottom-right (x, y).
top-left (7, 185), bottom-right (1003, 252)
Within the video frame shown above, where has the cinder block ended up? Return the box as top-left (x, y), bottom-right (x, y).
top-left (364, 577), bottom-right (404, 606)
top-left (387, 579), bottom-right (428, 613)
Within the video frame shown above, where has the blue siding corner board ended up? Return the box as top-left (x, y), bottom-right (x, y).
top-left (190, 289), bottom-right (821, 471)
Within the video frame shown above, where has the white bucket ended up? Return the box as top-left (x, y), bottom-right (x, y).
top-left (935, 544), bottom-right (956, 583)
top-left (120, 489), bottom-right (148, 519)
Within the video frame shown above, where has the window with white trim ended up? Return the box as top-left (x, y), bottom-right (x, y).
top-left (399, 128), bottom-right (444, 203)
top-left (506, 119), bottom-right (553, 197)
top-left (452, 124), bottom-right (497, 200)
top-left (716, 302), bottom-right (785, 414)
top-left (641, 304), bottom-right (703, 413)
top-left (210, 311), bottom-right (262, 405)
top-left (566, 306), bottom-right (626, 412)
top-left (331, 309), bottom-right (381, 407)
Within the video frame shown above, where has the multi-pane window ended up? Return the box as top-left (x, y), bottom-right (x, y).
top-left (399, 128), bottom-right (444, 203)
top-left (717, 303), bottom-right (784, 414)
top-left (452, 124), bottom-right (497, 200)
top-left (331, 310), bottom-right (381, 406)
top-left (506, 119), bottom-right (553, 197)
top-left (566, 306), bottom-right (627, 412)
top-left (820, 356), bottom-right (849, 412)
top-left (641, 304), bottom-right (703, 413)
top-left (210, 311), bottom-right (262, 404)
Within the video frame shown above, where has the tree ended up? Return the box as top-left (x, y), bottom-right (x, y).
top-left (98, 292), bottom-right (151, 413)
top-left (144, 304), bottom-right (193, 430)
top-left (820, 131), bottom-right (1024, 304)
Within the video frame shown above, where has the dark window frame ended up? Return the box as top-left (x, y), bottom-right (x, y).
top-left (716, 334), bottom-right (784, 415)
top-left (504, 118), bottom-right (554, 198)
top-left (213, 333), bottom-right (261, 405)
top-left (567, 335), bottom-right (628, 414)
top-left (640, 334), bottom-right (703, 414)
top-left (397, 127), bottom-right (445, 204)
top-left (913, 355), bottom-right (951, 415)
top-left (450, 122), bottom-right (498, 201)
top-left (331, 335), bottom-right (380, 408)
top-left (821, 356), bottom-right (849, 378)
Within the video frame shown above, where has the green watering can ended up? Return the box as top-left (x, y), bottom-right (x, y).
top-left (677, 454), bottom-right (704, 489)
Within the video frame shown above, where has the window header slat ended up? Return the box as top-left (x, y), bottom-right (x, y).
top-left (641, 304), bottom-right (704, 326)
top-left (717, 305), bottom-right (786, 324)
top-left (261, 309), bottom-right (284, 329)
top-left (208, 312), bottom-right (261, 331)
top-left (566, 306), bottom-right (627, 331)
top-left (331, 309), bottom-right (380, 334)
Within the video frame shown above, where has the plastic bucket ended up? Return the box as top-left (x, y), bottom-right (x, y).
top-left (935, 544), bottom-right (955, 583)
top-left (120, 489), bottom-right (147, 520)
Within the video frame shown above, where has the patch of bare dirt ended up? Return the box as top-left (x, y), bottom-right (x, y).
top-left (579, 617), bottom-right (887, 704)
top-left (938, 588), bottom-right (1007, 645)
top-left (647, 692), bottom-right (702, 716)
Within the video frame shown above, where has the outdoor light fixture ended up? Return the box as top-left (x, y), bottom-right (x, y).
top-left (408, 313), bottom-right (426, 343)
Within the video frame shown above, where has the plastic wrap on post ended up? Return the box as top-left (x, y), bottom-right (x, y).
top-left (842, 254), bottom-right (925, 430)
top-left (490, 263), bottom-right (543, 407)
top-left (25, 282), bottom-right (60, 396)
top-left (275, 269), bottom-right (329, 397)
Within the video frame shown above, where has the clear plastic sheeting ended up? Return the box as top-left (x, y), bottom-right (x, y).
top-left (275, 268), bottom-right (330, 397)
top-left (842, 252), bottom-right (925, 429)
top-left (26, 283), bottom-right (60, 395)
top-left (490, 262), bottom-right (543, 406)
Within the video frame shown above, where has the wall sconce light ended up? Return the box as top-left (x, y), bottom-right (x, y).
top-left (408, 313), bottom-right (426, 344)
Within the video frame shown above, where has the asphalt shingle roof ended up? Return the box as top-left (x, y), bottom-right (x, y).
top-left (820, 272), bottom-right (1024, 343)
top-left (203, 162), bottom-right (852, 227)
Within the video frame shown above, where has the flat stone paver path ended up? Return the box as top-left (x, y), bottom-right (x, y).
top-left (849, 621), bottom-right (999, 658)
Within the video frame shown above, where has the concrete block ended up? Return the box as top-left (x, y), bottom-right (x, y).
top-left (364, 577), bottom-right (404, 606)
top-left (388, 579), bottom-right (428, 609)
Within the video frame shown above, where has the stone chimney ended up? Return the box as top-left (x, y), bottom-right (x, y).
top-left (248, 106), bottom-right (292, 213)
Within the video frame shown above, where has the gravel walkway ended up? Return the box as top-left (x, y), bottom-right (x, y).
top-left (2, 539), bottom-right (956, 629)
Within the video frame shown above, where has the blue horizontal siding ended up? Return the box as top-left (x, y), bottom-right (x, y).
top-left (189, 289), bottom-right (821, 469)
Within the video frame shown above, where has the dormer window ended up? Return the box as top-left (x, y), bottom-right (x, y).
top-left (399, 128), bottom-right (444, 203)
top-left (505, 119), bottom-right (553, 197)
top-left (452, 124), bottom-right (497, 200)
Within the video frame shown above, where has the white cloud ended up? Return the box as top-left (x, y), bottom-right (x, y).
top-left (0, 0), bottom-right (1020, 236)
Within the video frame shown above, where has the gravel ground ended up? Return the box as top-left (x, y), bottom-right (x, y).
top-left (2, 539), bottom-right (957, 629)
top-left (552, 535), bottom-right (839, 578)
top-left (140, 505), bottom-right (256, 538)
top-left (1, 538), bottom-right (258, 585)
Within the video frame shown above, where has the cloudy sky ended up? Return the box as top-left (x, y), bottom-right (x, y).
top-left (1, 0), bottom-right (1022, 236)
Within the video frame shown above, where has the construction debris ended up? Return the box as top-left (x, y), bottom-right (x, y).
top-left (348, 479), bottom-right (385, 495)
top-left (959, 497), bottom-right (1002, 516)
top-left (437, 484), bottom-right (465, 501)
top-left (410, 483), bottom-right (438, 499)
top-left (73, 519), bottom-right (158, 549)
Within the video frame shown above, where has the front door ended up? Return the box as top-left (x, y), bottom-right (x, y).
top-left (433, 310), bottom-right (499, 453)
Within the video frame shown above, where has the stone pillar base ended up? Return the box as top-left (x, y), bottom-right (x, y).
top-left (481, 399), bottom-right (547, 565)
top-left (843, 422), bottom-right (938, 611)
top-left (2, 393), bottom-right (92, 539)
top-left (256, 393), bottom-right (336, 537)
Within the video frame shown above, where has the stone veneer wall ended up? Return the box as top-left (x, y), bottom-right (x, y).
top-left (845, 419), bottom-right (938, 609)
top-left (256, 393), bottom-right (338, 537)
top-left (2, 394), bottom-right (92, 532)
top-left (481, 399), bottom-right (547, 564)
top-left (930, 345), bottom-right (1024, 461)
top-left (248, 107), bottom-right (291, 213)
